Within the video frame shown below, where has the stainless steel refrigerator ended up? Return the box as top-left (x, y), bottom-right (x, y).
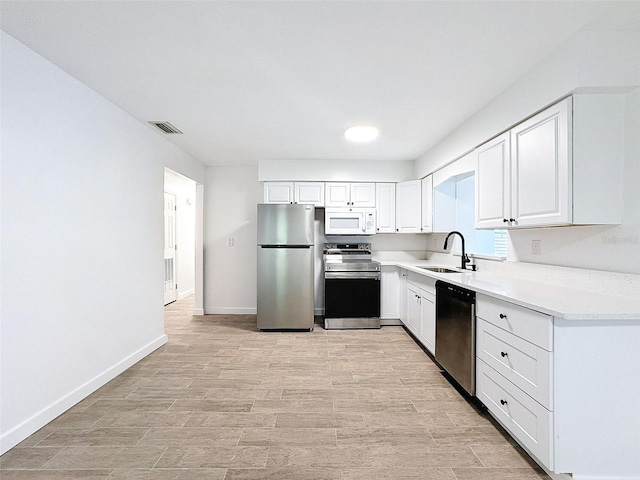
top-left (257, 204), bottom-right (315, 330)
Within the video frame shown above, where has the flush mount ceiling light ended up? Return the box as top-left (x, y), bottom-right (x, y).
top-left (344, 125), bottom-right (379, 143)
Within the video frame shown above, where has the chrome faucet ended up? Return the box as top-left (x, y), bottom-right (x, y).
top-left (443, 231), bottom-right (471, 270)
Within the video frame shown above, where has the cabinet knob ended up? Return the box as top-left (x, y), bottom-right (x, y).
top-left (503, 218), bottom-right (509, 223)
top-left (500, 399), bottom-right (508, 406)
top-left (499, 313), bottom-right (507, 319)
top-left (509, 218), bottom-right (516, 223)
top-left (500, 351), bottom-right (508, 357)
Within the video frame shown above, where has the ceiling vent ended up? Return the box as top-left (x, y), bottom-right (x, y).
top-left (148, 121), bottom-right (183, 134)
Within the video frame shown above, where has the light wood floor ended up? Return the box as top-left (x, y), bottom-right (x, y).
top-left (0, 296), bottom-right (549, 479)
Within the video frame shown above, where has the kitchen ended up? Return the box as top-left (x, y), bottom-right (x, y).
top-left (2, 2), bottom-right (640, 480)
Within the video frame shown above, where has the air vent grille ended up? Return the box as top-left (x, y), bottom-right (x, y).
top-left (148, 121), bottom-right (183, 134)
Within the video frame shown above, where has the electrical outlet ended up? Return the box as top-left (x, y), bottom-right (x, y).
top-left (227, 237), bottom-right (234, 247)
top-left (531, 239), bottom-right (541, 255)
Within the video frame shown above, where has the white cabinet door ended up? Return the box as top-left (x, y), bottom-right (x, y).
top-left (325, 182), bottom-right (350, 206)
top-left (350, 183), bottom-right (376, 207)
top-left (399, 269), bottom-right (407, 323)
top-left (264, 182), bottom-right (294, 204)
top-left (396, 180), bottom-right (422, 233)
top-left (511, 98), bottom-right (571, 227)
top-left (476, 132), bottom-right (511, 229)
top-left (380, 266), bottom-right (400, 319)
top-left (405, 284), bottom-right (421, 336)
top-left (418, 290), bottom-right (435, 355)
top-left (295, 182), bottom-right (324, 206)
top-left (326, 182), bottom-right (376, 207)
top-left (421, 175), bottom-right (433, 233)
top-left (376, 183), bottom-right (396, 233)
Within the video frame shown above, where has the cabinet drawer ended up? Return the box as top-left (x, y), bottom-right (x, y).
top-left (476, 295), bottom-right (552, 350)
top-left (476, 360), bottom-right (553, 470)
top-left (477, 319), bottom-right (552, 409)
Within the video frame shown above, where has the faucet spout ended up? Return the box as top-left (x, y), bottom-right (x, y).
top-left (443, 231), bottom-right (470, 270)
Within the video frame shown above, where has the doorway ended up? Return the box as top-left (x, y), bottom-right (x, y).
top-left (164, 168), bottom-right (199, 309)
top-left (164, 191), bottom-right (178, 305)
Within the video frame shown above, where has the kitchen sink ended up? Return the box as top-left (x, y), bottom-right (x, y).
top-left (418, 266), bottom-right (460, 273)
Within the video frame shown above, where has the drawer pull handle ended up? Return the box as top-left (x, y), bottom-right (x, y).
top-left (499, 313), bottom-right (507, 319)
top-left (500, 399), bottom-right (508, 406)
top-left (500, 351), bottom-right (508, 357)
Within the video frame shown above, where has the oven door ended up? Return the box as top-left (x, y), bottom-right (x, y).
top-left (324, 271), bottom-right (381, 319)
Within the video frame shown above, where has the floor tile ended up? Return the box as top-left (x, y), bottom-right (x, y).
top-left (155, 445), bottom-right (269, 468)
top-left (0, 447), bottom-right (63, 469)
top-left (40, 445), bottom-right (166, 469)
top-left (224, 468), bottom-right (340, 479)
top-left (0, 470), bottom-right (112, 479)
top-left (238, 427), bottom-right (336, 446)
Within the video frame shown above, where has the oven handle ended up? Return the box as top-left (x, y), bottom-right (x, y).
top-left (324, 272), bottom-right (381, 280)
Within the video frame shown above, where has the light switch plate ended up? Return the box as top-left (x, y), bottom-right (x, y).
top-left (531, 239), bottom-right (541, 255)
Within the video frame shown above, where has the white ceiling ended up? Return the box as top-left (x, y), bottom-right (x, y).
top-left (2, 1), bottom-right (640, 167)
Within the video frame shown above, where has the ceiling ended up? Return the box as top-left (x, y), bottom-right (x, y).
top-left (2, 1), bottom-right (640, 167)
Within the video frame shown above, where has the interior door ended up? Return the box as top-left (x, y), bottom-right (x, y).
top-left (164, 192), bottom-right (177, 305)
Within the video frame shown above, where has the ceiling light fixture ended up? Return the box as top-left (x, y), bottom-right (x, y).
top-left (344, 125), bottom-right (379, 143)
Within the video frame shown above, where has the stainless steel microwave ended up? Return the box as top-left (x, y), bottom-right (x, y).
top-left (324, 208), bottom-right (376, 235)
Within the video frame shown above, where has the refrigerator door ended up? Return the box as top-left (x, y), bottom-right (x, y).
top-left (257, 204), bottom-right (314, 246)
top-left (257, 245), bottom-right (314, 330)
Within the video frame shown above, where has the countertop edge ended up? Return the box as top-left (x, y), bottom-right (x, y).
top-left (380, 260), bottom-right (640, 321)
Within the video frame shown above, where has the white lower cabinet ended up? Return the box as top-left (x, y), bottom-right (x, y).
top-left (476, 295), bottom-right (554, 471)
top-left (405, 272), bottom-right (436, 355)
top-left (476, 318), bottom-right (552, 408)
top-left (406, 284), bottom-right (421, 335)
top-left (380, 266), bottom-right (399, 319)
top-left (476, 360), bottom-right (553, 468)
top-left (476, 294), bottom-right (640, 479)
top-left (418, 289), bottom-right (435, 354)
top-left (398, 269), bottom-right (407, 323)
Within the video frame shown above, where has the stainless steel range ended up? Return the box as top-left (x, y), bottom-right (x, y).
top-left (323, 243), bottom-right (381, 329)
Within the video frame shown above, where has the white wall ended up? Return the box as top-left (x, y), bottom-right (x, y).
top-left (0, 32), bottom-right (205, 454)
top-left (414, 30), bottom-right (640, 275)
top-left (204, 166), bottom-right (262, 314)
top-left (415, 31), bottom-right (640, 178)
top-left (259, 159), bottom-right (415, 182)
top-left (164, 169), bottom-right (197, 299)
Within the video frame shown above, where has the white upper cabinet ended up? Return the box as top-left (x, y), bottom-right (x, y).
top-left (476, 99), bottom-right (570, 228)
top-left (264, 182), bottom-right (294, 204)
top-left (475, 132), bottom-right (511, 229)
top-left (511, 99), bottom-right (571, 227)
top-left (375, 183), bottom-right (396, 233)
top-left (395, 180), bottom-right (422, 233)
top-left (476, 94), bottom-right (624, 229)
top-left (325, 182), bottom-right (375, 207)
top-left (264, 182), bottom-right (324, 206)
top-left (294, 182), bottom-right (325, 206)
top-left (421, 175), bottom-right (433, 233)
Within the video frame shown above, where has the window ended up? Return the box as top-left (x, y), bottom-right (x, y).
top-left (433, 170), bottom-right (506, 258)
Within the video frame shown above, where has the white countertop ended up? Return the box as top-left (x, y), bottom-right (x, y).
top-left (382, 260), bottom-right (640, 320)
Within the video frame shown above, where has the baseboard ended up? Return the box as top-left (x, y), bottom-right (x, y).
top-left (381, 318), bottom-right (403, 326)
top-left (193, 308), bottom-right (205, 315)
top-left (205, 307), bottom-right (257, 315)
top-left (0, 334), bottom-right (167, 455)
top-left (178, 289), bottom-right (194, 300)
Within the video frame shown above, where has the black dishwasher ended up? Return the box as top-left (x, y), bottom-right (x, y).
top-left (435, 281), bottom-right (476, 396)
